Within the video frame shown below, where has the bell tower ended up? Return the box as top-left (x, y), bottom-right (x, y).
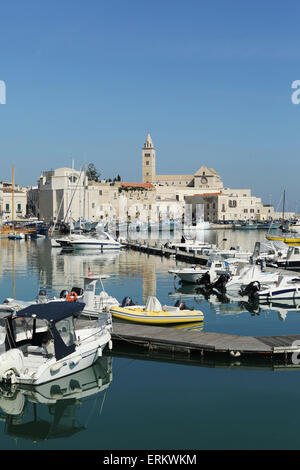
top-left (142, 133), bottom-right (156, 183)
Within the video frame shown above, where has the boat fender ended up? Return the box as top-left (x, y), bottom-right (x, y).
top-left (108, 340), bottom-right (113, 350)
top-left (98, 347), bottom-right (103, 357)
top-left (50, 362), bottom-right (64, 373)
top-left (67, 291), bottom-right (78, 302)
top-left (69, 356), bottom-right (81, 368)
top-left (230, 350), bottom-right (241, 357)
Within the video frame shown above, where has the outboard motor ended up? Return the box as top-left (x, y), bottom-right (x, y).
top-left (197, 271), bottom-right (210, 286)
top-left (211, 273), bottom-right (231, 291)
top-left (60, 289), bottom-right (69, 299)
top-left (239, 281), bottom-right (261, 299)
top-left (174, 300), bottom-right (188, 310)
top-left (121, 296), bottom-right (135, 307)
top-left (36, 288), bottom-right (48, 304)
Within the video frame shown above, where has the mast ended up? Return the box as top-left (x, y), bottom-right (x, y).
top-left (70, 159), bottom-right (74, 235)
top-left (83, 162), bottom-right (86, 219)
top-left (282, 189), bottom-right (286, 221)
top-left (12, 165), bottom-right (15, 222)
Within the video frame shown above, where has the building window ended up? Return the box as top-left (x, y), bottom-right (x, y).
top-left (99, 190), bottom-right (102, 196)
top-left (144, 153), bottom-right (151, 157)
top-left (5, 204), bottom-right (9, 212)
top-left (146, 161), bottom-right (149, 165)
top-left (92, 203), bottom-right (95, 209)
top-left (17, 204), bottom-right (21, 212)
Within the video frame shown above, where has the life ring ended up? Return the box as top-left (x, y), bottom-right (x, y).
top-left (67, 291), bottom-right (78, 302)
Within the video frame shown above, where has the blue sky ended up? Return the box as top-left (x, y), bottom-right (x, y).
top-left (0, 0), bottom-right (300, 211)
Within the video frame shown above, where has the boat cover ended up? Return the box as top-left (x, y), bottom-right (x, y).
top-left (14, 301), bottom-right (85, 322)
top-left (144, 296), bottom-right (162, 312)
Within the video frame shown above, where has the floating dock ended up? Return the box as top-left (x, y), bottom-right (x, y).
top-left (123, 240), bottom-right (209, 264)
top-left (110, 321), bottom-right (300, 363)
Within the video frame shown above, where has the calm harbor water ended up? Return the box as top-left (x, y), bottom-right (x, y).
top-left (0, 229), bottom-right (300, 450)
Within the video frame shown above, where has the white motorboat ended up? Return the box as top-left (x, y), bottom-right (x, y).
top-left (60, 231), bottom-right (122, 250)
top-left (276, 246), bottom-right (300, 269)
top-left (168, 235), bottom-right (215, 254)
top-left (240, 274), bottom-right (300, 300)
top-left (0, 301), bottom-right (112, 386)
top-left (224, 264), bottom-right (280, 291)
top-left (169, 256), bottom-right (240, 284)
top-left (78, 276), bottom-right (119, 319)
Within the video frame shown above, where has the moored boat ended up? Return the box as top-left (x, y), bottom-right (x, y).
top-left (0, 301), bottom-right (112, 386)
top-left (109, 296), bottom-right (204, 324)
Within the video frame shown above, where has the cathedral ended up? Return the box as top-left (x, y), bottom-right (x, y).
top-left (142, 133), bottom-right (224, 190)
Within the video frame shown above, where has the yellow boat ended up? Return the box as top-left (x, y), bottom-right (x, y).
top-left (109, 296), bottom-right (204, 325)
top-left (266, 236), bottom-right (300, 246)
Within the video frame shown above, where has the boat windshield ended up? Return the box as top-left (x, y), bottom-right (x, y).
top-left (55, 317), bottom-right (75, 347)
top-left (6, 317), bottom-right (48, 349)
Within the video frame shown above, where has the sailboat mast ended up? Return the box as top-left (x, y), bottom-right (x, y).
top-left (12, 165), bottom-right (15, 223)
top-left (282, 189), bottom-right (286, 221)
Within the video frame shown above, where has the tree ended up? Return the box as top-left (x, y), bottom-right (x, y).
top-left (86, 163), bottom-right (101, 182)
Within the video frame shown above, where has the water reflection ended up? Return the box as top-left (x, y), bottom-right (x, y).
top-left (2, 232), bottom-right (300, 335)
top-left (0, 357), bottom-right (112, 443)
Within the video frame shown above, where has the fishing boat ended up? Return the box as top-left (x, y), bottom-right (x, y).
top-left (233, 220), bottom-right (258, 230)
top-left (0, 301), bottom-right (112, 386)
top-left (109, 296), bottom-right (204, 324)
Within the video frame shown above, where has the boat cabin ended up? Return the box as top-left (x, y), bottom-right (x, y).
top-left (3, 302), bottom-right (85, 361)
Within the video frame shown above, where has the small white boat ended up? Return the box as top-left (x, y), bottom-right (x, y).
top-left (184, 221), bottom-right (211, 231)
top-left (0, 301), bottom-right (112, 386)
top-left (241, 274), bottom-right (300, 300)
top-left (224, 264), bottom-right (280, 291)
top-left (78, 275), bottom-right (119, 319)
top-left (169, 256), bottom-right (242, 284)
top-left (276, 246), bottom-right (300, 269)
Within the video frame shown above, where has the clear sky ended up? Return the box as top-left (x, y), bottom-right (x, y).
top-left (0, 0), bottom-right (300, 211)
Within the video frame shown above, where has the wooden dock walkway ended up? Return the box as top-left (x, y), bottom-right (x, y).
top-left (111, 321), bottom-right (300, 362)
top-left (123, 240), bottom-right (209, 265)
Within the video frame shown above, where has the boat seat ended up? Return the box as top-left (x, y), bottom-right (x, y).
top-left (162, 305), bottom-right (179, 312)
